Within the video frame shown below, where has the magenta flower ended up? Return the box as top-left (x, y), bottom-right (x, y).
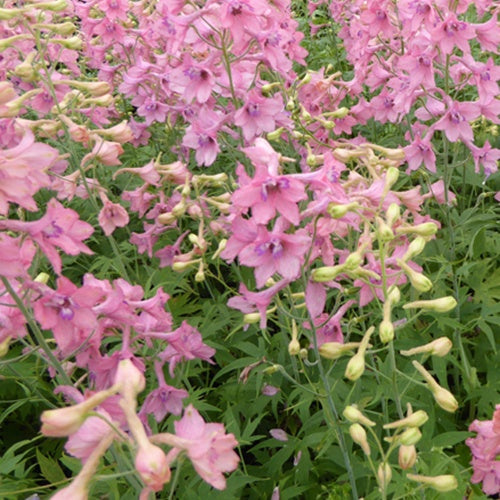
top-left (139, 384), bottom-right (189, 423)
top-left (174, 405), bottom-right (240, 490)
top-left (0, 199), bottom-right (94, 274)
top-left (238, 218), bottom-right (311, 288)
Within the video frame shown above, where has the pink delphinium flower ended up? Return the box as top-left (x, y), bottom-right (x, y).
top-left (0, 198), bottom-right (94, 274)
top-left (234, 90), bottom-right (283, 141)
top-left (173, 404), bottom-right (240, 490)
top-left (232, 163), bottom-right (307, 225)
top-left (33, 276), bottom-right (103, 355)
top-left (466, 406), bottom-right (500, 495)
top-left (404, 135), bottom-right (436, 173)
top-left (81, 137), bottom-right (124, 166)
top-left (0, 234), bottom-right (36, 278)
top-left (431, 13), bottom-right (474, 55)
top-left (139, 384), bottom-right (188, 422)
top-left (237, 217), bottom-right (311, 288)
top-left (469, 141), bottom-right (500, 177)
top-left (307, 300), bottom-right (355, 347)
top-left (182, 110), bottom-right (222, 166)
top-left (98, 194), bottom-right (130, 235)
top-left (160, 321), bottom-right (216, 377)
top-left (433, 100), bottom-right (479, 143)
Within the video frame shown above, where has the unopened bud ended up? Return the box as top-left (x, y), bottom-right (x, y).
top-left (343, 405), bottom-right (376, 427)
top-left (263, 364), bottom-right (280, 375)
top-left (51, 36), bottom-right (83, 50)
top-left (385, 167), bottom-right (399, 189)
top-left (376, 217), bottom-right (394, 241)
top-left (34, 272), bottom-right (50, 284)
top-left (406, 474), bottom-right (458, 492)
top-left (412, 361), bottom-right (458, 412)
top-left (115, 359), bottom-right (145, 400)
top-left (311, 265), bottom-right (345, 282)
top-left (327, 202), bottom-right (358, 218)
top-left (345, 351), bottom-right (365, 381)
top-left (31, 0), bottom-right (68, 11)
top-left (399, 427), bottom-right (422, 446)
top-left (398, 445), bottom-right (417, 470)
top-left (243, 312), bottom-right (261, 324)
top-left (397, 260), bottom-right (432, 293)
top-left (386, 203), bottom-right (400, 226)
top-left (402, 236), bottom-right (427, 261)
top-left (377, 463), bottom-right (392, 490)
top-left (387, 286), bottom-right (400, 305)
top-left (267, 127), bottom-right (285, 141)
top-left (157, 212), bottom-right (176, 225)
top-left (212, 239), bottom-right (227, 260)
top-left (171, 200), bottom-right (186, 218)
top-left (396, 222), bottom-right (438, 237)
top-left (172, 259), bottom-right (200, 271)
top-left (403, 297), bottom-right (457, 313)
top-left (0, 336), bottom-right (11, 357)
top-left (379, 319), bottom-right (394, 343)
top-left (349, 424), bottom-right (370, 455)
top-left (195, 261), bottom-right (205, 282)
top-left (320, 342), bottom-right (361, 360)
top-left (13, 52), bottom-right (38, 82)
top-left (343, 251), bottom-right (363, 270)
top-left (288, 338), bottom-right (301, 356)
top-left (383, 410), bottom-right (429, 429)
top-left (328, 107), bottom-right (349, 119)
top-left (400, 337), bottom-right (452, 357)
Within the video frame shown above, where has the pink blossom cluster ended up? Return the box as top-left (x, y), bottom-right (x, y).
top-left (466, 405), bottom-right (500, 495)
top-left (323, 0), bottom-right (500, 176)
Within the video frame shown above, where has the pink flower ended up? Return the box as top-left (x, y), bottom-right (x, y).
top-left (306, 300), bottom-right (355, 347)
top-left (237, 218), bottom-right (311, 288)
top-left (98, 195), bottom-right (130, 236)
top-left (431, 13), bottom-right (474, 55)
top-left (174, 405), bottom-right (240, 490)
top-left (182, 110), bottom-right (222, 166)
top-left (33, 276), bottom-right (103, 355)
top-left (404, 135), bottom-right (436, 173)
top-left (81, 137), bottom-right (124, 166)
top-left (139, 383), bottom-right (189, 422)
top-left (232, 163), bottom-right (306, 225)
top-left (234, 90), bottom-right (283, 141)
top-left (160, 321), bottom-right (216, 377)
top-left (0, 234), bottom-right (36, 278)
top-left (433, 100), bottom-right (479, 143)
top-left (0, 199), bottom-right (94, 274)
top-left (469, 141), bottom-right (500, 177)
top-left (466, 408), bottom-right (500, 496)
top-left (170, 54), bottom-right (216, 104)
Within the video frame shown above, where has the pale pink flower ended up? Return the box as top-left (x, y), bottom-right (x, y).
top-left (182, 110), bottom-right (222, 166)
top-left (270, 429), bottom-right (288, 442)
top-left (81, 137), bottom-right (124, 167)
top-left (174, 405), bottom-right (240, 490)
top-left (404, 135), bottom-right (436, 173)
top-left (170, 54), bottom-right (216, 104)
top-left (98, 195), bottom-right (130, 235)
top-left (469, 141), bottom-right (500, 177)
top-left (139, 383), bottom-right (188, 422)
top-left (433, 100), bottom-right (479, 143)
top-left (0, 234), bottom-right (36, 278)
top-left (431, 13), bottom-right (474, 55)
top-left (238, 218), bottom-right (311, 288)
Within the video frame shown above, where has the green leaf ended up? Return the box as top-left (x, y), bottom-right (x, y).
top-left (36, 449), bottom-right (66, 484)
top-left (431, 432), bottom-right (473, 448)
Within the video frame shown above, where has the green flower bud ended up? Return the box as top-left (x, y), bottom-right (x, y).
top-left (398, 445), bottom-right (417, 470)
top-left (403, 297), bottom-right (457, 313)
top-left (399, 427), bottom-right (422, 446)
top-left (406, 474), bottom-right (458, 492)
top-left (349, 424), bottom-right (371, 456)
top-left (379, 320), bottom-right (394, 343)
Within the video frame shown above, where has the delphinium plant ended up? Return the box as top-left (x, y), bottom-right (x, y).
top-left (0, 0), bottom-right (498, 498)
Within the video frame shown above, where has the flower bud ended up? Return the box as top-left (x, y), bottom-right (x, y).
top-left (345, 351), bottom-right (365, 381)
top-left (267, 127), bottom-right (285, 141)
top-left (115, 359), bottom-right (145, 400)
top-left (379, 320), bottom-right (394, 343)
top-left (327, 202), bottom-right (359, 219)
top-left (51, 36), bottom-right (83, 50)
top-left (41, 389), bottom-right (116, 437)
top-left (13, 52), bottom-right (38, 82)
top-left (398, 445), bottom-right (417, 470)
top-left (396, 222), bottom-right (438, 237)
top-left (157, 212), bottom-right (176, 225)
top-left (320, 342), bottom-right (361, 360)
top-left (0, 336), bottom-right (11, 357)
top-left (397, 260), bottom-right (432, 293)
top-left (288, 338), bottom-right (301, 356)
top-left (385, 203), bottom-right (400, 226)
top-left (412, 361), bottom-right (458, 412)
top-left (263, 364), bottom-right (280, 375)
top-left (34, 272), bottom-right (50, 284)
top-left (387, 286), bottom-right (400, 305)
top-left (403, 297), bottom-right (457, 313)
top-left (349, 424), bottom-right (370, 455)
top-left (383, 410), bottom-right (429, 429)
top-left (401, 236), bottom-right (427, 261)
top-left (311, 265), bottom-right (345, 282)
top-left (135, 441), bottom-right (171, 491)
top-left (385, 167), bottom-right (399, 189)
top-left (406, 474), bottom-right (458, 492)
top-left (243, 312), bottom-right (261, 324)
top-left (399, 427), bottom-right (422, 446)
top-left (376, 217), bottom-right (394, 241)
top-left (400, 337), bottom-right (452, 357)
top-left (195, 261), bottom-right (205, 282)
top-left (172, 259), bottom-right (200, 271)
top-left (343, 405), bottom-right (376, 427)
top-left (343, 251), bottom-right (363, 270)
top-left (377, 463), bottom-right (392, 490)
